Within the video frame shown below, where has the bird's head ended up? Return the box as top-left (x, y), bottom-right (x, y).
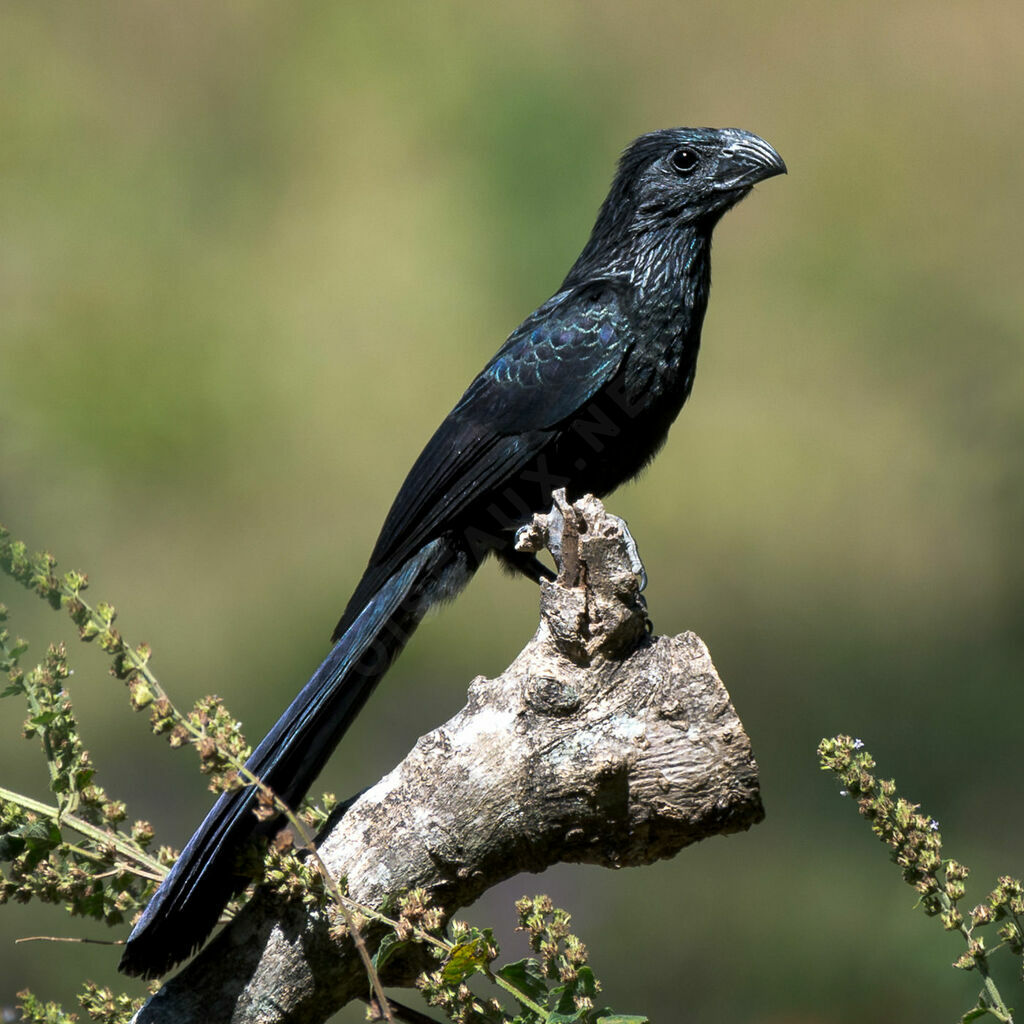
top-left (569, 127), bottom-right (785, 282)
top-left (623, 127), bottom-right (786, 228)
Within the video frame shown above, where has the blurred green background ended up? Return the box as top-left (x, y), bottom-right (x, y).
top-left (2, 3), bottom-right (1022, 1021)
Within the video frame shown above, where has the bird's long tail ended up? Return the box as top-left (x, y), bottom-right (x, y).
top-left (118, 537), bottom-right (454, 979)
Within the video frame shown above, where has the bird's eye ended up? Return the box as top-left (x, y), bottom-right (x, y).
top-left (669, 147), bottom-right (699, 175)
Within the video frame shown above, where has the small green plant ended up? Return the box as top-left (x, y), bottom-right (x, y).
top-left (373, 891), bottom-right (647, 1024)
top-left (820, 734), bottom-right (1023, 1024)
top-left (1, 525), bottom-right (647, 1023)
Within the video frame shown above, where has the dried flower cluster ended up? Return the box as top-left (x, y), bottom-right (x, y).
top-left (820, 735), bottom-right (1022, 1023)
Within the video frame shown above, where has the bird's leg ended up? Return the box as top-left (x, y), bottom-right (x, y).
top-left (614, 516), bottom-right (648, 594)
top-left (611, 514), bottom-right (652, 631)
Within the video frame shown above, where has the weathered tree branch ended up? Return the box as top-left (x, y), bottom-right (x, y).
top-left (133, 493), bottom-right (763, 1024)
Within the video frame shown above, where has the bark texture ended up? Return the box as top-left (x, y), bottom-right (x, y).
top-left (133, 492), bottom-right (762, 1024)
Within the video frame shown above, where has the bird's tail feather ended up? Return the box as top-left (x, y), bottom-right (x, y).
top-left (118, 539), bottom-right (447, 979)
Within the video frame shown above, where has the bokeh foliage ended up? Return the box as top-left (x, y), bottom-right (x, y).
top-left (2, 3), bottom-right (1022, 1021)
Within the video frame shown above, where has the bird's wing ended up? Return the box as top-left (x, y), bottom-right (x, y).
top-left (376, 278), bottom-right (632, 555)
top-left (333, 279), bottom-right (632, 637)
top-left (455, 278), bottom-right (631, 430)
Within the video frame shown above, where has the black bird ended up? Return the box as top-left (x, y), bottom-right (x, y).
top-left (119, 126), bottom-right (785, 978)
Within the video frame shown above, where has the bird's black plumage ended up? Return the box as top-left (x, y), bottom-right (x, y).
top-left (119, 126), bottom-right (785, 978)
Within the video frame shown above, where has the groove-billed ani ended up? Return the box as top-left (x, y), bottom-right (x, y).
top-left (119, 127), bottom-right (785, 978)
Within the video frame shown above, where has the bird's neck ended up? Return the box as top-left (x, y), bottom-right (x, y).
top-left (627, 225), bottom-right (711, 327)
top-left (564, 222), bottom-right (712, 340)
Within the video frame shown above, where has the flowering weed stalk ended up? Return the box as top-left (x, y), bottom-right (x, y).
top-left (819, 735), bottom-right (1022, 1023)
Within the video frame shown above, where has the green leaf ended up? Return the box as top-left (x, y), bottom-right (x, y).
top-left (497, 958), bottom-right (549, 1004)
top-left (958, 1007), bottom-right (989, 1023)
top-left (547, 966), bottom-right (600, 1019)
top-left (441, 938), bottom-right (490, 984)
top-left (574, 966), bottom-right (598, 1000)
top-left (19, 818), bottom-right (60, 845)
top-left (547, 982), bottom-right (571, 1014)
top-left (0, 831), bottom-right (26, 860)
top-left (547, 1010), bottom-right (587, 1023)
top-left (372, 932), bottom-right (408, 973)
top-left (596, 1016), bottom-right (650, 1023)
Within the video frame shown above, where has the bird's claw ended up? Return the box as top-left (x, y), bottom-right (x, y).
top-left (619, 520), bottom-right (647, 592)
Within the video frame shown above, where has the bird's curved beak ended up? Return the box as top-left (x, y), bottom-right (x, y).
top-left (714, 130), bottom-right (787, 190)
